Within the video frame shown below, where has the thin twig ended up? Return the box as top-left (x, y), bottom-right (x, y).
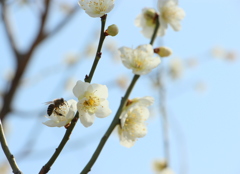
top-left (85, 14), bottom-right (107, 83)
top-left (38, 113), bottom-right (79, 174)
top-left (150, 14), bottom-right (159, 45)
top-left (0, 120), bottom-right (22, 174)
top-left (157, 70), bottom-right (170, 165)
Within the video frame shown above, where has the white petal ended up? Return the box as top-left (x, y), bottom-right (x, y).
top-left (119, 47), bottom-right (133, 58)
top-left (118, 126), bottom-right (136, 148)
top-left (91, 84), bottom-right (108, 98)
top-left (158, 17), bottom-right (168, 36)
top-left (158, 0), bottom-right (169, 9)
top-left (42, 120), bottom-right (68, 127)
top-left (134, 14), bottom-right (142, 27)
top-left (139, 96), bottom-right (154, 106)
top-left (67, 99), bottom-right (77, 112)
top-left (137, 44), bottom-right (154, 55)
top-left (119, 110), bottom-right (128, 128)
top-left (78, 0), bottom-right (115, 18)
top-left (55, 120), bottom-right (69, 127)
top-left (42, 120), bottom-right (58, 127)
top-left (65, 109), bottom-right (75, 120)
top-left (169, 21), bottom-right (181, 31)
top-left (105, 3), bottom-right (114, 13)
top-left (79, 111), bottom-right (95, 127)
top-left (131, 97), bottom-right (154, 109)
top-left (141, 26), bottom-right (156, 38)
top-left (73, 80), bottom-right (89, 98)
top-left (146, 56), bottom-right (161, 69)
top-left (95, 100), bottom-right (112, 118)
top-left (132, 107), bottom-right (150, 121)
top-left (85, 11), bottom-right (105, 18)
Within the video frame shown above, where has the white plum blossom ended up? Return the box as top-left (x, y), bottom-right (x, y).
top-left (118, 97), bottom-right (154, 148)
top-left (118, 44), bottom-right (161, 75)
top-left (135, 8), bottom-right (159, 38)
top-left (158, 0), bottom-right (185, 36)
top-left (78, 0), bottom-right (115, 18)
top-left (43, 99), bottom-right (77, 127)
top-left (73, 80), bottom-right (112, 127)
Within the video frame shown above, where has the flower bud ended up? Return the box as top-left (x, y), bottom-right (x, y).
top-left (154, 46), bottom-right (172, 57)
top-left (105, 24), bottom-right (119, 36)
top-left (143, 8), bottom-right (157, 26)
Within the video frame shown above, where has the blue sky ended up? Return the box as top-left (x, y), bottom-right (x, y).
top-left (1, 0), bottom-right (240, 174)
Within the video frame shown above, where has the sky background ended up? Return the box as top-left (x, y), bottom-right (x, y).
top-left (1, 0), bottom-right (240, 174)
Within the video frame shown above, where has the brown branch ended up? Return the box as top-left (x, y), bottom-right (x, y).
top-left (0, 120), bottom-right (23, 174)
top-left (1, 1), bottom-right (20, 60)
top-left (0, 1), bottom-right (79, 121)
top-left (0, 0), bottom-right (52, 121)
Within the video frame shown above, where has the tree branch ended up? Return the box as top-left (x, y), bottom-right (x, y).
top-left (1, 1), bottom-right (20, 60)
top-left (0, 120), bottom-right (22, 174)
top-left (0, 1), bottom-right (78, 121)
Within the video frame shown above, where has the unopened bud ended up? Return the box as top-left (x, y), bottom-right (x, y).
top-left (154, 46), bottom-right (172, 57)
top-left (153, 159), bottom-right (168, 172)
top-left (144, 9), bottom-right (157, 26)
top-left (105, 24), bottom-right (119, 36)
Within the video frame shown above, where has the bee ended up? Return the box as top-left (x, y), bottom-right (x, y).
top-left (45, 98), bottom-right (66, 116)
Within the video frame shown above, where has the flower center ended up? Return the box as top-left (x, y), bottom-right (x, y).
top-left (132, 56), bottom-right (146, 71)
top-left (123, 113), bottom-right (144, 137)
top-left (82, 95), bottom-right (100, 114)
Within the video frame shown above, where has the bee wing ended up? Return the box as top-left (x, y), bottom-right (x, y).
top-left (45, 101), bottom-right (54, 105)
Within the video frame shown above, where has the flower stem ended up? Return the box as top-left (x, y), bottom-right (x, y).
top-left (158, 74), bottom-right (170, 165)
top-left (85, 14), bottom-right (107, 83)
top-left (150, 14), bottom-right (159, 45)
top-left (39, 112), bottom-right (79, 174)
top-left (80, 75), bottom-right (140, 174)
top-left (0, 120), bottom-right (22, 174)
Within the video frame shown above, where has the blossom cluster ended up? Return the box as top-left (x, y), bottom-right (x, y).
top-left (43, 0), bottom-right (185, 159)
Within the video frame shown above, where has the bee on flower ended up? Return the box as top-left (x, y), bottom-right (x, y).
top-left (43, 99), bottom-right (77, 127)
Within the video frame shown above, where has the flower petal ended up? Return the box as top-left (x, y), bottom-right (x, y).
top-left (118, 126), bottom-right (136, 148)
top-left (67, 99), bottom-right (77, 112)
top-left (79, 111), bottom-right (95, 127)
top-left (73, 80), bottom-right (89, 98)
top-left (91, 84), bottom-right (108, 98)
top-left (95, 100), bottom-right (112, 118)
